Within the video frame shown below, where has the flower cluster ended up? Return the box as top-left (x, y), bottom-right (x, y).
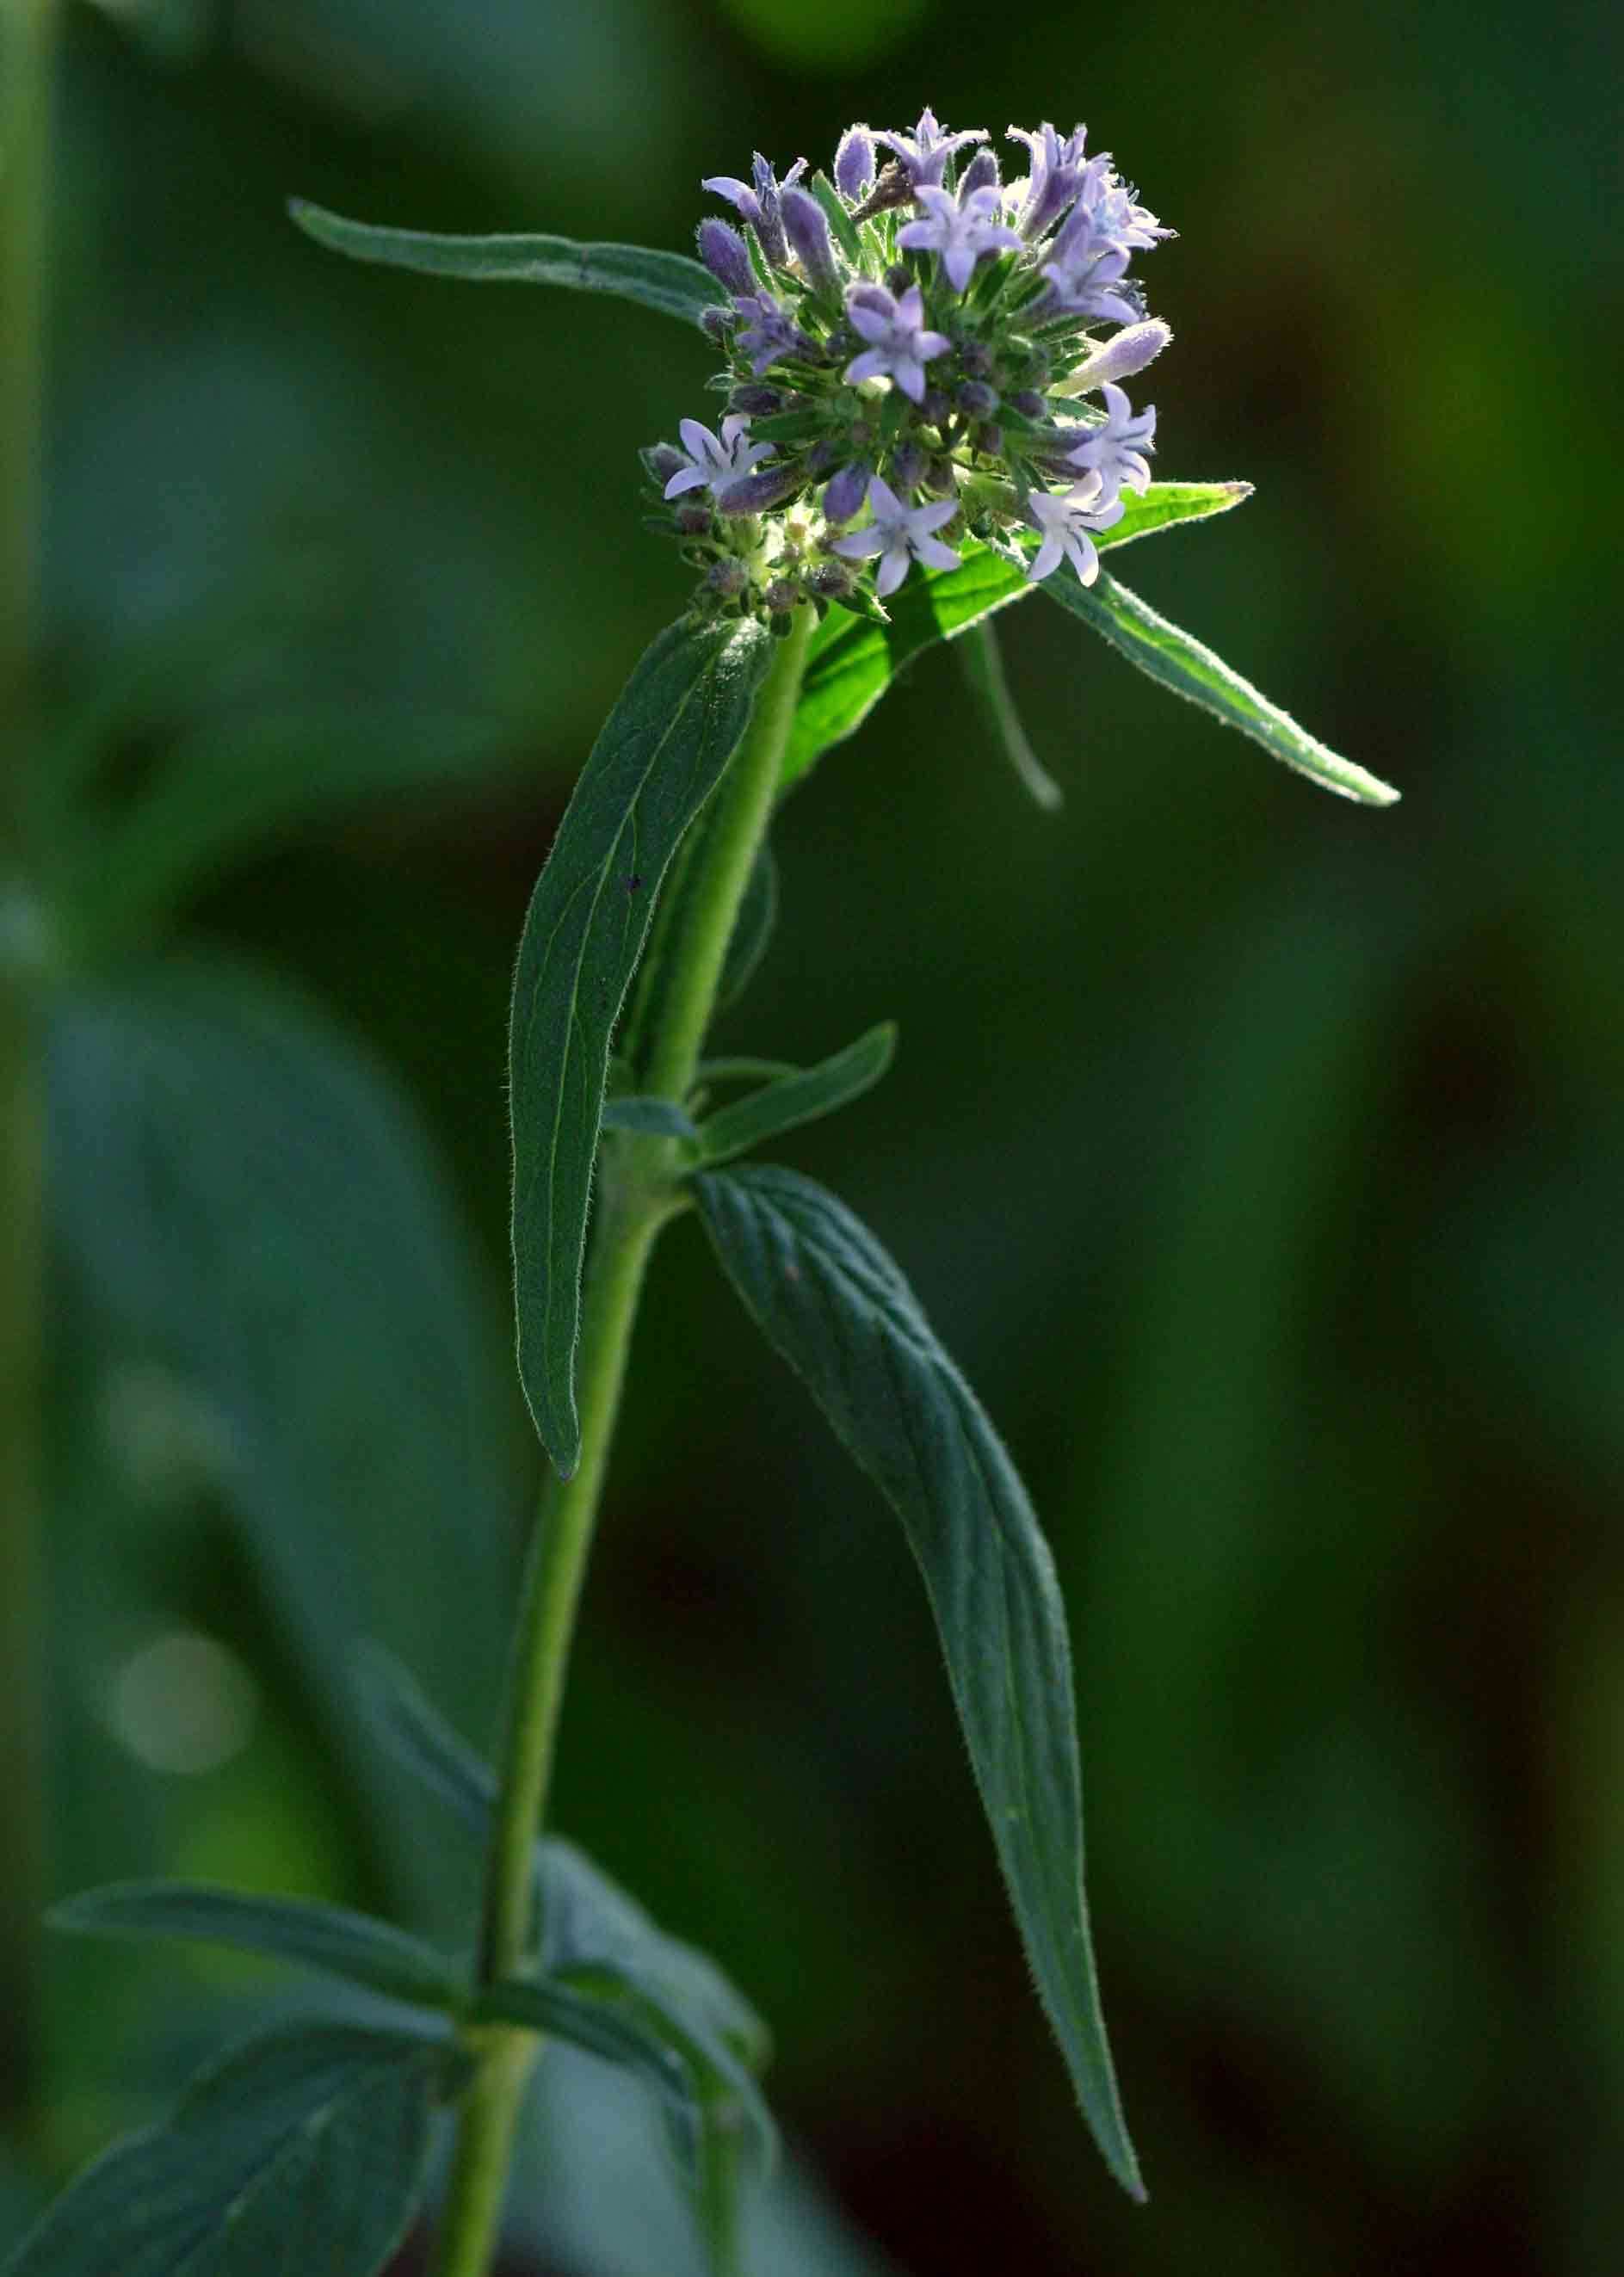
top-left (642, 108), bottom-right (1172, 626)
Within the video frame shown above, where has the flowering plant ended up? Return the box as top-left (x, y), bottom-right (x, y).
top-left (7, 104), bottom-right (1398, 2277)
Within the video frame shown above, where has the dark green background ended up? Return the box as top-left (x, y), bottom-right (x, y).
top-left (8, 2), bottom-right (1619, 2272)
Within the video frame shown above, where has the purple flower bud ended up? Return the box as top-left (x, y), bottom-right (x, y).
top-left (1060, 319), bottom-right (1173, 393)
top-left (835, 125), bottom-right (875, 200)
top-left (728, 383), bottom-right (785, 415)
top-left (921, 387), bottom-right (952, 424)
top-left (781, 185), bottom-right (838, 295)
top-left (886, 263), bottom-right (913, 297)
top-left (697, 217), bottom-right (755, 297)
top-left (804, 439), bottom-right (840, 477)
top-left (809, 559), bottom-right (855, 598)
top-left (716, 463), bottom-right (809, 515)
top-left (675, 500), bottom-right (713, 534)
top-left (891, 442), bottom-right (928, 491)
top-left (958, 380), bottom-right (998, 417)
top-left (765, 577), bottom-right (801, 613)
top-left (642, 443), bottom-right (687, 483)
top-left (699, 305), bottom-right (732, 345)
top-left (1011, 389), bottom-right (1047, 418)
top-left (822, 460), bottom-right (869, 523)
top-left (973, 420), bottom-right (1004, 455)
top-left (959, 147), bottom-right (1001, 197)
top-left (960, 338), bottom-right (994, 379)
top-left (707, 558), bottom-right (749, 597)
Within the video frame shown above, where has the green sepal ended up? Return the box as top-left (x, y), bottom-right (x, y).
top-left (1040, 567), bottom-right (1401, 805)
top-left (1, 2022), bottom-right (466, 2277)
top-left (509, 614), bottom-right (770, 1477)
top-left (694, 1165), bottom-right (1143, 2200)
top-left (810, 171), bottom-right (864, 265)
top-left (288, 201), bottom-right (717, 329)
top-left (686, 1023), bottom-right (896, 1169)
top-left (47, 1880), bottom-right (463, 2009)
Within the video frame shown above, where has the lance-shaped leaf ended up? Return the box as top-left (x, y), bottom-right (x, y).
top-left (49, 1881), bottom-right (462, 2010)
top-left (687, 1024), bottom-right (897, 1169)
top-left (782, 481), bottom-right (1250, 789)
top-left (694, 1164), bottom-right (1143, 2199)
top-left (956, 620), bottom-right (1064, 810)
top-left (1040, 568), bottom-right (1401, 805)
top-left (2, 2022), bottom-right (464, 2277)
top-left (289, 201), bottom-right (718, 329)
top-left (509, 615), bottom-right (769, 1475)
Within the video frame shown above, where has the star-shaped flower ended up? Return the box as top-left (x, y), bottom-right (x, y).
top-left (662, 415), bottom-right (776, 503)
top-left (898, 184), bottom-right (1022, 294)
top-left (1024, 472), bottom-right (1126, 585)
top-left (874, 108), bottom-right (987, 188)
top-left (842, 282), bottom-right (952, 404)
top-left (701, 151), bottom-right (808, 268)
top-left (1064, 386), bottom-right (1157, 507)
top-left (830, 474), bottom-right (961, 597)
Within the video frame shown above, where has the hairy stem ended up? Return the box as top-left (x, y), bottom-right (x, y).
top-left (431, 604), bottom-right (814, 2277)
top-left (0, 0), bottom-right (56, 2132)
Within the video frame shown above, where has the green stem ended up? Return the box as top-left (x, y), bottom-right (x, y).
top-left (431, 604), bottom-right (814, 2277)
top-left (0, 0), bottom-right (55, 2134)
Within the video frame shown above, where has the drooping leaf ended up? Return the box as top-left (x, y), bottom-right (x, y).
top-left (46, 956), bottom-right (516, 1918)
top-left (509, 615), bottom-right (769, 1477)
top-left (1040, 568), bottom-right (1401, 805)
top-left (694, 1165), bottom-right (1143, 2199)
top-left (289, 201), bottom-right (718, 329)
top-left (956, 620), bottom-right (1064, 810)
top-left (49, 1882), bottom-right (461, 2010)
top-left (687, 1024), bottom-right (896, 1169)
top-left (601, 1096), bottom-right (701, 1139)
top-left (782, 482), bottom-right (1250, 788)
top-left (2, 2023), bottom-right (463, 2277)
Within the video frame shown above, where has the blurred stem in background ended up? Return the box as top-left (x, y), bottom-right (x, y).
top-left (0, 0), bottom-right (55, 2137)
top-left (434, 608), bottom-right (815, 2277)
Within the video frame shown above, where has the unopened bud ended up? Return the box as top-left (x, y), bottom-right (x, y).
top-left (835, 125), bottom-right (876, 200)
top-left (1054, 319), bottom-right (1174, 396)
top-left (765, 576), bottom-right (802, 613)
top-left (781, 186), bottom-right (838, 295)
top-left (642, 443), bottom-right (686, 484)
top-left (958, 380), bottom-right (998, 418)
top-left (699, 305), bottom-right (732, 345)
top-left (716, 463), bottom-right (808, 515)
top-left (821, 460), bottom-right (869, 523)
top-left (891, 443), bottom-right (928, 491)
top-left (959, 148), bottom-right (1001, 197)
top-left (697, 218), bottom-right (754, 298)
top-left (973, 421), bottom-right (1003, 456)
top-left (675, 501), bottom-right (713, 534)
top-left (729, 383), bottom-right (784, 415)
top-left (960, 339), bottom-right (994, 380)
top-left (921, 387), bottom-right (951, 424)
top-left (707, 558), bottom-right (749, 597)
top-left (809, 560), bottom-right (855, 598)
top-left (1010, 389), bottom-right (1046, 418)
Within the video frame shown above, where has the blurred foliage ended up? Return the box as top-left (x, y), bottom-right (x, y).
top-left (5, 0), bottom-right (1619, 2273)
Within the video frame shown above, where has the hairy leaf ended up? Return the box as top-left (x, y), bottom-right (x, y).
top-left (1039, 567), bottom-right (1401, 804)
top-left (3, 2023), bottom-right (460, 2277)
top-left (509, 616), bottom-right (769, 1475)
top-left (688, 1024), bottom-right (896, 1169)
top-left (289, 201), bottom-right (717, 328)
top-left (783, 482), bottom-right (1250, 788)
top-left (50, 1882), bottom-right (461, 2009)
top-left (695, 1165), bottom-right (1142, 2198)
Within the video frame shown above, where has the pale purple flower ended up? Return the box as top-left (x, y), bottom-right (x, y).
top-left (842, 282), bottom-right (951, 404)
top-left (898, 184), bottom-right (1022, 294)
top-left (781, 185), bottom-right (838, 294)
top-left (701, 151), bottom-right (808, 268)
top-left (829, 474), bottom-right (961, 597)
top-left (1064, 385), bottom-right (1157, 505)
top-left (1006, 121), bottom-right (1089, 238)
top-left (1038, 240), bottom-right (1142, 326)
top-left (835, 125), bottom-right (875, 200)
top-left (1054, 160), bottom-right (1172, 262)
top-left (696, 217), bottom-right (753, 298)
top-left (1024, 471), bottom-right (1125, 585)
top-left (662, 415), bottom-right (776, 503)
top-left (732, 292), bottom-right (817, 375)
top-left (874, 107), bottom-right (987, 188)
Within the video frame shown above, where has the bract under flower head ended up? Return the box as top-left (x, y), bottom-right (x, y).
top-left (644, 103), bottom-right (1175, 626)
